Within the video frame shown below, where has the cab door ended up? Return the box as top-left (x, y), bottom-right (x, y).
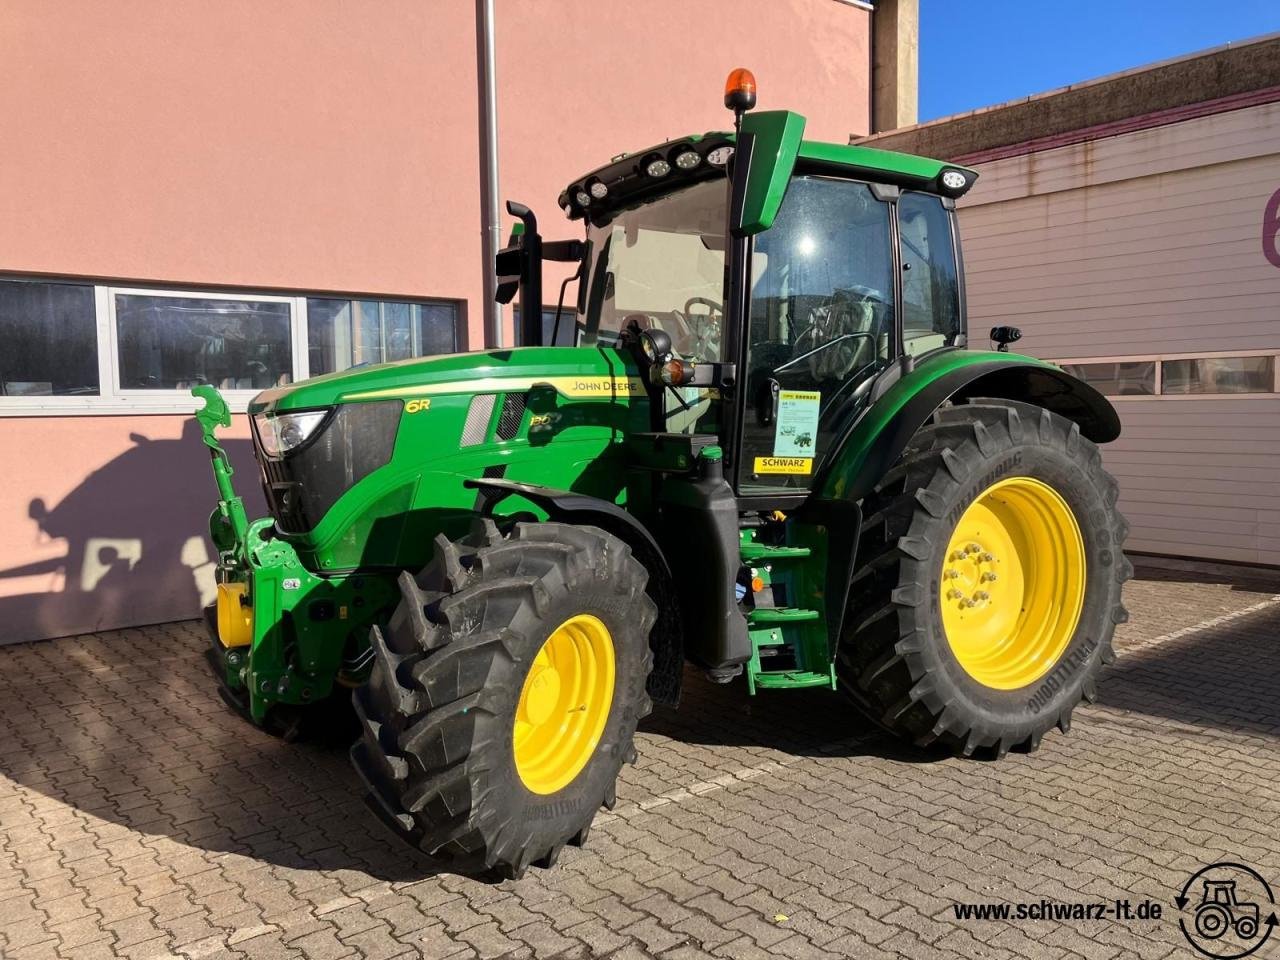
top-left (737, 176), bottom-right (897, 493)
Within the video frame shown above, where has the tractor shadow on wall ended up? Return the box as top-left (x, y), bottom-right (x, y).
top-left (0, 419), bottom-right (264, 645)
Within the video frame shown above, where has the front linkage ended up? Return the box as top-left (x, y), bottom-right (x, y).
top-left (193, 386), bottom-right (394, 731)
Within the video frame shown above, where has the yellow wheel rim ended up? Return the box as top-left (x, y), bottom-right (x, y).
top-left (513, 614), bottom-right (616, 795)
top-left (940, 476), bottom-right (1086, 690)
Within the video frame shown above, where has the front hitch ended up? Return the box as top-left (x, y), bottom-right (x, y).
top-left (193, 385), bottom-right (250, 566)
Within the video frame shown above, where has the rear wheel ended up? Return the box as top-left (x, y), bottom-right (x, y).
top-left (839, 399), bottom-right (1130, 757)
top-left (350, 520), bottom-right (655, 877)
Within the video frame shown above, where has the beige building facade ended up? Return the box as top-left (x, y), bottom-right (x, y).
top-left (863, 35), bottom-right (1280, 565)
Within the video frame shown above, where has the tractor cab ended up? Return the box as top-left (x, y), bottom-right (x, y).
top-left (504, 70), bottom-right (976, 504)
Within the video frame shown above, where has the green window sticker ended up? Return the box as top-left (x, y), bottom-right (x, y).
top-left (773, 389), bottom-right (820, 457)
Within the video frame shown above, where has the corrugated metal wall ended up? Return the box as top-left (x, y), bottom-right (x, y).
top-left (959, 101), bottom-right (1280, 565)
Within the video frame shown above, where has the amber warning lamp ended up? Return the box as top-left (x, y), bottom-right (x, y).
top-left (724, 68), bottom-right (757, 130)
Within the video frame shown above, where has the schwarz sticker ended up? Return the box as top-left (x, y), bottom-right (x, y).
top-left (405, 399), bottom-right (432, 413)
top-left (754, 456), bottom-right (813, 476)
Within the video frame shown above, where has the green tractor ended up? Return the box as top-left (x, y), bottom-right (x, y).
top-left (195, 71), bottom-right (1129, 877)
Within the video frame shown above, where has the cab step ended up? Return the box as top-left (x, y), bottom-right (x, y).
top-left (751, 669), bottom-right (837, 690)
top-left (748, 607), bottom-right (820, 625)
top-left (744, 605), bottom-right (836, 694)
top-left (739, 543), bottom-right (812, 562)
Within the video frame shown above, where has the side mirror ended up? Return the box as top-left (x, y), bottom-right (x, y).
top-left (990, 326), bottom-right (1022, 353)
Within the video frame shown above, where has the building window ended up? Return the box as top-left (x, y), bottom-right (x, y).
top-left (1059, 360), bottom-right (1157, 396)
top-left (1055, 353), bottom-right (1278, 397)
top-left (0, 277), bottom-right (464, 415)
top-left (0, 278), bottom-right (99, 396)
top-left (512, 305), bottom-right (578, 346)
top-left (114, 293), bottom-right (294, 391)
top-left (1162, 356), bottom-right (1274, 395)
top-left (308, 298), bottom-right (460, 375)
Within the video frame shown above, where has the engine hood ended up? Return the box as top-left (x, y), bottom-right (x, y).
top-left (248, 345), bottom-right (644, 415)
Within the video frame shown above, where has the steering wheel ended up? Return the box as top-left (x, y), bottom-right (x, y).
top-left (683, 296), bottom-right (722, 317)
top-left (660, 296), bottom-right (721, 360)
top-left (671, 296), bottom-right (724, 361)
top-left (787, 289), bottom-right (886, 380)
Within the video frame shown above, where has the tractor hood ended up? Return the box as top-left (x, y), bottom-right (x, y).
top-left (247, 345), bottom-right (644, 416)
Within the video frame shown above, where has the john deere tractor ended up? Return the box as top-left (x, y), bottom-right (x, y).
top-left (195, 71), bottom-right (1129, 877)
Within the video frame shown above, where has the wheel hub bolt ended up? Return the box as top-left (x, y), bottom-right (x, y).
top-left (947, 589), bottom-right (963, 600)
top-left (981, 572), bottom-right (998, 582)
top-left (966, 543), bottom-right (981, 554)
top-left (981, 552), bottom-right (994, 562)
top-left (945, 568), bottom-right (959, 579)
top-left (964, 599), bottom-right (977, 608)
top-left (974, 591), bottom-right (990, 601)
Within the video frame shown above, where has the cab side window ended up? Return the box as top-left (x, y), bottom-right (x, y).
top-left (898, 192), bottom-right (961, 356)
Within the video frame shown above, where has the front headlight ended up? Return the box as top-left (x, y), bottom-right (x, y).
top-left (254, 410), bottom-right (329, 458)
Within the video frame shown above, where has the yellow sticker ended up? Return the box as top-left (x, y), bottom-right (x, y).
top-left (404, 398), bottom-right (431, 413)
top-left (346, 375), bottom-right (645, 402)
top-left (546, 376), bottom-right (646, 398)
top-left (754, 456), bottom-right (813, 475)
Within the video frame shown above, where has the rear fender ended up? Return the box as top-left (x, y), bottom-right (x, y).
top-left (819, 351), bottom-right (1119, 505)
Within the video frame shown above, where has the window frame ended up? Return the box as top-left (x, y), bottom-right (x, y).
top-left (895, 190), bottom-right (964, 355)
top-left (1052, 349), bottom-right (1280, 399)
top-left (0, 276), bottom-right (463, 417)
top-left (107, 286), bottom-right (301, 409)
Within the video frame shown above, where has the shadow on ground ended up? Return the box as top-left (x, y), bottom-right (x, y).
top-left (640, 666), bottom-right (945, 765)
top-left (1101, 595), bottom-right (1280, 737)
top-left (1131, 557), bottom-right (1280, 594)
top-left (0, 626), bottom-right (442, 883)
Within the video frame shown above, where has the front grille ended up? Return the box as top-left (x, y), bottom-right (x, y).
top-left (495, 392), bottom-right (527, 440)
top-left (258, 454), bottom-right (307, 534)
top-left (461, 394), bottom-right (496, 446)
top-left (254, 400), bottom-right (403, 533)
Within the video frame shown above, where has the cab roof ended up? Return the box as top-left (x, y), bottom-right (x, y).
top-left (558, 110), bottom-right (977, 230)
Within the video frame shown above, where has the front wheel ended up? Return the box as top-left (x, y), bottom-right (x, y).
top-left (839, 398), bottom-right (1131, 758)
top-left (351, 520), bottom-right (655, 877)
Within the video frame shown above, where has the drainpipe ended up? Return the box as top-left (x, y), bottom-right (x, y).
top-left (871, 0), bottom-right (919, 133)
top-left (476, 0), bottom-right (504, 347)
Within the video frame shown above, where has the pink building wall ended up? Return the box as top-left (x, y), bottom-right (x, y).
top-left (0, 1), bottom-right (872, 643)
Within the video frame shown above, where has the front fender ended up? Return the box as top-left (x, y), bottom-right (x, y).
top-left (464, 477), bottom-right (685, 706)
top-left (819, 350), bottom-right (1119, 504)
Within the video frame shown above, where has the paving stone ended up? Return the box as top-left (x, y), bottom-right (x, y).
top-left (1, 564), bottom-right (1277, 960)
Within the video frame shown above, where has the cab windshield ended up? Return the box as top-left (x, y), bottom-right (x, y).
top-left (580, 179), bottom-right (727, 363)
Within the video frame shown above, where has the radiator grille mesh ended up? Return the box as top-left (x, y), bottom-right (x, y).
top-left (495, 392), bottom-right (527, 440)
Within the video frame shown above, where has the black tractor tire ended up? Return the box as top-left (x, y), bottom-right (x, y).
top-left (839, 398), bottom-right (1131, 758)
top-left (350, 519), bottom-right (656, 878)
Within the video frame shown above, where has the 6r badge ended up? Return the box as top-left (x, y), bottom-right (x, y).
top-left (1177, 862), bottom-right (1277, 958)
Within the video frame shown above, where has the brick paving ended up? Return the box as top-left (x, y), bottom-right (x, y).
top-left (2, 556), bottom-right (1279, 960)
